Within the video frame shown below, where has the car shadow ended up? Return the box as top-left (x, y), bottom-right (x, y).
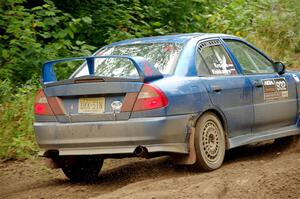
top-left (224, 136), bottom-right (299, 164)
top-left (95, 137), bottom-right (298, 184)
top-left (49, 136), bottom-right (298, 188)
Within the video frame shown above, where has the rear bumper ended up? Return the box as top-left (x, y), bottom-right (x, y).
top-left (34, 115), bottom-right (191, 156)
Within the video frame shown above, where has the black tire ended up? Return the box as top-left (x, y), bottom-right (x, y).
top-left (61, 155), bottom-right (103, 183)
top-left (194, 112), bottom-right (226, 171)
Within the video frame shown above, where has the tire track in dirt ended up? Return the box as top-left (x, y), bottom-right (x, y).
top-left (0, 136), bottom-right (299, 199)
top-left (94, 136), bottom-right (300, 199)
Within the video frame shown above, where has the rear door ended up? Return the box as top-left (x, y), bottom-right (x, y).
top-left (224, 39), bottom-right (298, 132)
top-left (196, 39), bottom-right (253, 138)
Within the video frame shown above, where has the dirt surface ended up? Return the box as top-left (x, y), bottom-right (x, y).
top-left (0, 137), bottom-right (299, 199)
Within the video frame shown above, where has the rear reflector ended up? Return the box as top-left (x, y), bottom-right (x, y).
top-left (133, 84), bottom-right (168, 111)
top-left (34, 103), bottom-right (47, 115)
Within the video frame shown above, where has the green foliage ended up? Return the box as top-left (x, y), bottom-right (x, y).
top-left (0, 0), bottom-right (96, 84)
top-left (0, 0), bottom-right (299, 160)
top-left (248, 0), bottom-right (300, 66)
top-left (206, 0), bottom-right (259, 36)
top-left (0, 78), bottom-right (39, 160)
top-left (53, 0), bottom-right (230, 45)
top-left (0, 0), bottom-right (96, 160)
top-left (52, 0), bottom-right (299, 67)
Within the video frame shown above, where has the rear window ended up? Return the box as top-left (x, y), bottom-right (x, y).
top-left (73, 43), bottom-right (183, 78)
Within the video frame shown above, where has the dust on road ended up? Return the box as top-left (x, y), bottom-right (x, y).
top-left (0, 137), bottom-right (299, 199)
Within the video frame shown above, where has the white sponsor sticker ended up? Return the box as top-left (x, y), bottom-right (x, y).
top-left (262, 77), bottom-right (288, 102)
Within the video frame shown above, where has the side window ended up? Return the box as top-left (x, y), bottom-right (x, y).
top-left (225, 40), bottom-right (274, 74)
top-left (196, 41), bottom-right (237, 76)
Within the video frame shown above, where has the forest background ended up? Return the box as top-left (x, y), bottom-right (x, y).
top-left (0, 0), bottom-right (299, 160)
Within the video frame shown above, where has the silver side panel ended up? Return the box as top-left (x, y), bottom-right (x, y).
top-left (228, 124), bottom-right (300, 149)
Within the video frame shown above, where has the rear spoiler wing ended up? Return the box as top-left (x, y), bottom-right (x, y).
top-left (42, 55), bottom-right (163, 84)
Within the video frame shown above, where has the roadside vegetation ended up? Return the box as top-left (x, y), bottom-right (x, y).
top-left (0, 0), bottom-right (299, 160)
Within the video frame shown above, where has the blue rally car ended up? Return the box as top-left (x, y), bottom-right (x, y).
top-left (34, 33), bottom-right (300, 182)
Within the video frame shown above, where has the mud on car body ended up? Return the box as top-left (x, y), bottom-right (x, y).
top-left (34, 33), bottom-right (300, 182)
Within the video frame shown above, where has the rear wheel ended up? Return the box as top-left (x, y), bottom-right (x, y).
top-left (194, 112), bottom-right (226, 171)
top-left (61, 155), bottom-right (103, 183)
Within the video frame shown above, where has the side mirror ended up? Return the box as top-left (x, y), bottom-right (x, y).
top-left (273, 61), bottom-right (285, 75)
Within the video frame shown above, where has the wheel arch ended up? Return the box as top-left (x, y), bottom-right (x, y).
top-left (192, 108), bottom-right (230, 149)
top-left (43, 150), bottom-right (59, 158)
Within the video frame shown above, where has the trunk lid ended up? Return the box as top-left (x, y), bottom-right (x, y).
top-left (41, 55), bottom-right (163, 122)
top-left (44, 80), bottom-right (142, 123)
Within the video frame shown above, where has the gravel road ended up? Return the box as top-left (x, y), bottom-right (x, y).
top-left (0, 137), bottom-right (299, 199)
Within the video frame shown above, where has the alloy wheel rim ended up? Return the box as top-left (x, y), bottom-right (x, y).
top-left (201, 120), bottom-right (220, 162)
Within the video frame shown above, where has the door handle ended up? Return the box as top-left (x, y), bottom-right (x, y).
top-left (253, 80), bottom-right (263, 88)
top-left (212, 85), bottom-right (222, 92)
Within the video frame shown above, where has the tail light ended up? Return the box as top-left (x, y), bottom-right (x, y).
top-left (34, 89), bottom-right (65, 116)
top-left (133, 84), bottom-right (168, 111)
top-left (34, 89), bottom-right (54, 115)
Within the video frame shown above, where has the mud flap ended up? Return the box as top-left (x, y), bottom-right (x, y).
top-left (172, 126), bottom-right (196, 165)
top-left (44, 158), bottom-right (61, 169)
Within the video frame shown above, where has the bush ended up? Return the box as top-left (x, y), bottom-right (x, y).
top-left (0, 0), bottom-right (96, 84)
top-left (0, 78), bottom-right (39, 160)
top-left (0, 0), bottom-right (96, 160)
top-left (248, 0), bottom-right (300, 67)
top-left (0, 0), bottom-right (299, 160)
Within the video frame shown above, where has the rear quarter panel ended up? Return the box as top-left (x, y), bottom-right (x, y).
top-left (156, 76), bottom-right (212, 116)
top-left (131, 37), bottom-right (213, 118)
top-left (130, 76), bottom-right (211, 118)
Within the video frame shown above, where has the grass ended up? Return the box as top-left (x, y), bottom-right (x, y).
top-left (0, 79), bottom-right (39, 160)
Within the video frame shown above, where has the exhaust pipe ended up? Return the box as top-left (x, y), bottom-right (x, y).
top-left (134, 146), bottom-right (148, 157)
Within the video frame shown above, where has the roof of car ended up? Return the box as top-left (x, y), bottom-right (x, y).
top-left (107, 33), bottom-right (233, 46)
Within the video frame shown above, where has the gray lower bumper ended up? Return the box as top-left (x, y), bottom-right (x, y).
top-left (34, 115), bottom-right (191, 156)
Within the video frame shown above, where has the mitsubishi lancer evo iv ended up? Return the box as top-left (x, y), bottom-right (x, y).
top-left (34, 33), bottom-right (300, 182)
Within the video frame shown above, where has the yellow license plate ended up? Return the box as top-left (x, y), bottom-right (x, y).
top-left (78, 97), bottom-right (105, 113)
